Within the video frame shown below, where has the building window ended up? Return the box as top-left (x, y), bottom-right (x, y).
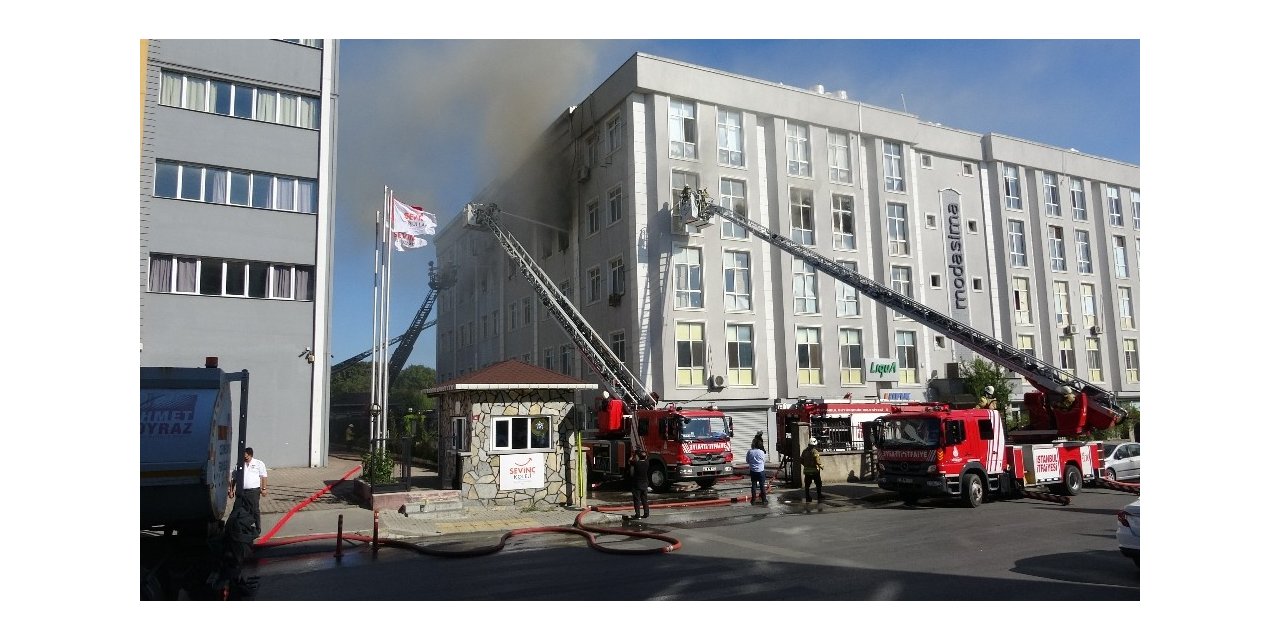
top-left (671, 171), bottom-right (701, 234)
top-left (882, 141), bottom-right (905, 192)
top-left (1086, 337), bottom-right (1104, 382)
top-left (891, 265), bottom-right (913, 319)
top-left (1123, 338), bottom-right (1140, 383)
top-left (836, 260), bottom-right (860, 317)
top-left (1107, 186), bottom-right (1124, 226)
top-left (609, 257), bottom-right (626, 296)
top-left (1058, 336), bottom-right (1076, 370)
top-left (1008, 219), bottom-right (1028, 267)
top-left (607, 186), bottom-right (624, 226)
top-left (147, 254), bottom-right (313, 301)
top-left (717, 108), bottom-right (745, 167)
top-left (920, 154), bottom-right (933, 169)
top-left (724, 250), bottom-right (752, 311)
top-left (896, 330), bottom-right (918, 384)
top-left (1017, 334), bottom-right (1035, 359)
top-left (839, 328), bottom-right (863, 385)
top-left (796, 326), bottom-right (823, 385)
top-left (1048, 226), bottom-right (1067, 272)
top-left (610, 331), bottom-right (627, 364)
top-left (281, 39), bottom-right (323, 48)
top-left (674, 245), bottom-right (704, 309)
top-left (973, 277), bottom-right (983, 292)
top-left (1131, 190), bottom-right (1141, 230)
top-left (508, 303), bottom-right (518, 330)
top-left (676, 322), bottom-right (706, 386)
top-left (451, 416), bottom-right (468, 452)
top-left (586, 199), bottom-right (600, 236)
top-left (793, 259), bottom-right (818, 314)
top-left (1042, 172), bottom-right (1061, 217)
top-left (1053, 281), bottom-right (1072, 327)
top-left (887, 202), bottom-right (910, 256)
top-left (828, 131), bottom-right (852, 182)
top-left (669, 98), bottom-right (697, 159)
top-left (786, 122), bottom-right (811, 177)
top-left (523, 297), bottom-right (532, 325)
top-left (832, 194), bottom-right (856, 250)
top-left (560, 344), bottom-right (573, 375)
top-left (1003, 165), bottom-right (1023, 209)
top-left (606, 113), bottom-right (623, 156)
top-left (925, 213), bottom-right (937, 229)
top-left (727, 324), bottom-right (755, 386)
top-left (543, 348), bottom-right (554, 371)
top-left (720, 178), bottom-right (748, 239)
top-left (492, 416), bottom-right (552, 452)
top-left (154, 160), bottom-right (317, 214)
top-left (1076, 230), bottom-right (1093, 274)
top-left (159, 69), bottom-right (320, 129)
top-left (790, 188), bottom-right (815, 245)
top-left (967, 220), bottom-right (978, 233)
top-left (962, 162), bottom-right (974, 177)
top-left (1119, 287), bottom-right (1135, 329)
top-left (1112, 236), bottom-right (1130, 278)
top-left (930, 274), bottom-right (942, 288)
top-left (587, 266), bottom-right (601, 303)
top-left (1081, 283), bottom-right (1098, 330)
top-left (1070, 177), bottom-right (1087, 221)
top-left (1013, 277), bottom-right (1033, 325)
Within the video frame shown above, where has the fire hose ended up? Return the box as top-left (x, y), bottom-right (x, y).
top-left (1094, 477), bottom-right (1141, 495)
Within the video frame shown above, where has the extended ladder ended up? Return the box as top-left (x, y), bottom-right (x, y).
top-left (678, 187), bottom-right (1126, 426)
top-left (464, 203), bottom-right (657, 413)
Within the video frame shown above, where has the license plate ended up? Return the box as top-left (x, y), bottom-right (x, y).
top-left (896, 477), bottom-right (917, 485)
top-left (702, 466), bottom-right (715, 473)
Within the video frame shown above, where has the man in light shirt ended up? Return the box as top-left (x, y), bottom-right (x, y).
top-left (229, 447), bottom-right (268, 533)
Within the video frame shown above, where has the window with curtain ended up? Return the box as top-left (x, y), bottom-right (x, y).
top-left (717, 109), bottom-right (744, 167)
top-left (176, 257), bottom-right (198, 293)
top-left (295, 267), bottom-right (313, 301)
top-left (160, 71), bottom-right (183, 107)
top-left (229, 171), bottom-right (250, 206)
top-left (255, 90), bottom-right (276, 123)
top-left (723, 250), bottom-right (751, 311)
top-left (278, 93), bottom-right (299, 126)
top-left (183, 76), bottom-right (207, 110)
top-left (786, 122), bottom-right (811, 177)
top-left (275, 177), bottom-right (296, 212)
top-left (300, 96), bottom-right (319, 129)
top-left (203, 169), bottom-right (227, 205)
top-left (149, 255), bottom-right (173, 292)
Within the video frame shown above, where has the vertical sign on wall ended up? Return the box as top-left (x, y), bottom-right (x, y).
top-left (941, 188), bottom-right (972, 360)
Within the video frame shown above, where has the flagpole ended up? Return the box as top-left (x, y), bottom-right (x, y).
top-left (369, 199), bottom-right (382, 453)
top-left (381, 187), bottom-right (394, 446)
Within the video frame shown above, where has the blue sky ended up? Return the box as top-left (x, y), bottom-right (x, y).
top-left (329, 39), bottom-right (1139, 371)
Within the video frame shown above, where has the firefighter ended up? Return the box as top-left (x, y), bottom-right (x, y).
top-left (976, 385), bottom-right (997, 409)
top-left (800, 437), bottom-right (824, 502)
top-left (628, 450), bottom-right (650, 519)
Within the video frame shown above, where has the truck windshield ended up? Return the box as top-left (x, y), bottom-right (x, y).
top-left (681, 417), bottom-right (729, 441)
top-left (878, 417), bottom-right (941, 448)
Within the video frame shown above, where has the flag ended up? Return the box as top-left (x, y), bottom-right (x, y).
top-left (390, 198), bottom-right (436, 251)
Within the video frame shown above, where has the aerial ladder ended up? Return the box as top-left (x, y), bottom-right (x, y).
top-left (463, 203), bottom-right (654, 416)
top-left (676, 186), bottom-right (1126, 438)
top-left (331, 261), bottom-right (455, 386)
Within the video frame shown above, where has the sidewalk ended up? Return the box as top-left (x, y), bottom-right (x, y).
top-left (255, 455), bottom-right (892, 543)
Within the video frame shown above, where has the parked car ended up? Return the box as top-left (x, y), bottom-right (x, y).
top-left (1116, 498), bottom-right (1140, 566)
top-left (1099, 441), bottom-right (1140, 481)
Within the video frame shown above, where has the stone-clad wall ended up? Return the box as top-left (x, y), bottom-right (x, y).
top-left (442, 389), bottom-right (577, 507)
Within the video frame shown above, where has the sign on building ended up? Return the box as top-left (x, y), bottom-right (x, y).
top-left (866, 358), bottom-right (899, 382)
top-left (499, 453), bottom-right (546, 491)
top-left (879, 389), bottom-right (923, 403)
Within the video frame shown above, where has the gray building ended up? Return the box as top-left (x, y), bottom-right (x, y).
top-left (139, 39), bottom-right (339, 467)
top-left (435, 53), bottom-right (1139, 456)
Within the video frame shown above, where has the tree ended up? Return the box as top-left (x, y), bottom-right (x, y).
top-left (956, 357), bottom-right (1022, 431)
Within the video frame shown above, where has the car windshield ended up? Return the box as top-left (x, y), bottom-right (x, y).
top-left (1102, 443), bottom-right (1119, 457)
top-left (681, 416), bottom-right (729, 440)
top-left (877, 417), bottom-right (941, 448)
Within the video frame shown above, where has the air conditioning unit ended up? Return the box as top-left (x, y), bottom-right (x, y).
top-left (1090, 325), bottom-right (1103, 336)
top-left (608, 293), bottom-right (623, 307)
top-left (1062, 324), bottom-right (1076, 336)
top-left (708, 374), bottom-right (725, 389)
top-left (576, 166), bottom-right (590, 182)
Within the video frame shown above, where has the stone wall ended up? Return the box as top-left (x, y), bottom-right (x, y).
top-left (438, 389), bottom-right (577, 508)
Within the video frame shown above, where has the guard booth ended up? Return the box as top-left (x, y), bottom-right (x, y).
top-left (425, 360), bottom-right (597, 507)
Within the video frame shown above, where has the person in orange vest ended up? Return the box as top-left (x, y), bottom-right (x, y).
top-left (976, 385), bottom-right (998, 409)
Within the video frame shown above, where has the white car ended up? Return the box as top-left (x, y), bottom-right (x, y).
top-left (1116, 499), bottom-right (1140, 567)
top-left (1100, 441), bottom-right (1140, 482)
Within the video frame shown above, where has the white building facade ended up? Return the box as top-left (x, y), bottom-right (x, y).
top-left (435, 53), bottom-right (1139, 457)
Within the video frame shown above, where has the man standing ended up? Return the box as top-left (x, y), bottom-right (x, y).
top-left (229, 447), bottom-right (268, 533)
top-left (747, 432), bottom-right (768, 504)
top-left (628, 450), bottom-right (650, 519)
top-left (800, 437), bottom-right (823, 502)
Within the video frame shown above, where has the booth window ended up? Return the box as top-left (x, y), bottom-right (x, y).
top-left (492, 417), bottom-right (553, 452)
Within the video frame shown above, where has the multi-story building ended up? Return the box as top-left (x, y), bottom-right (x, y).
top-left (435, 53), bottom-right (1139, 456)
top-left (139, 39), bottom-right (339, 467)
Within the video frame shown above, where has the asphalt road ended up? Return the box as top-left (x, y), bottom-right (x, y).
top-left (245, 486), bottom-right (1138, 600)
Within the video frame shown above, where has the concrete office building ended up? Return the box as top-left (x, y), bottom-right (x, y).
top-left (435, 53), bottom-right (1139, 456)
top-left (140, 40), bottom-right (339, 467)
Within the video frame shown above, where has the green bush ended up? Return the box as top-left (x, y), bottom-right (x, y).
top-left (361, 447), bottom-right (395, 484)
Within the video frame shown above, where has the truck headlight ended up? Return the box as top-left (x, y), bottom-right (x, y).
top-left (927, 465), bottom-right (937, 473)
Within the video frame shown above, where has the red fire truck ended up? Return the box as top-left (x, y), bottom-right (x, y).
top-left (465, 203), bottom-right (734, 492)
top-left (678, 187), bottom-right (1124, 506)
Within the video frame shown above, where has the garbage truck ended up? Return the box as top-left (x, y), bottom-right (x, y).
top-left (140, 357), bottom-right (250, 600)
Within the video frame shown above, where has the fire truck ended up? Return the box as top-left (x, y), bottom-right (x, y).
top-left (677, 187), bottom-right (1126, 506)
top-left (463, 203), bottom-right (734, 491)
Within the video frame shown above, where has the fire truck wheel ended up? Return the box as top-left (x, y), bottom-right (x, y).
top-left (961, 473), bottom-right (984, 508)
top-left (1059, 465), bottom-right (1083, 496)
top-left (648, 461), bottom-right (670, 491)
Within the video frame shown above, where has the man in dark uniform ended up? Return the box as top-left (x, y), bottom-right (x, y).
top-left (629, 450), bottom-right (650, 519)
